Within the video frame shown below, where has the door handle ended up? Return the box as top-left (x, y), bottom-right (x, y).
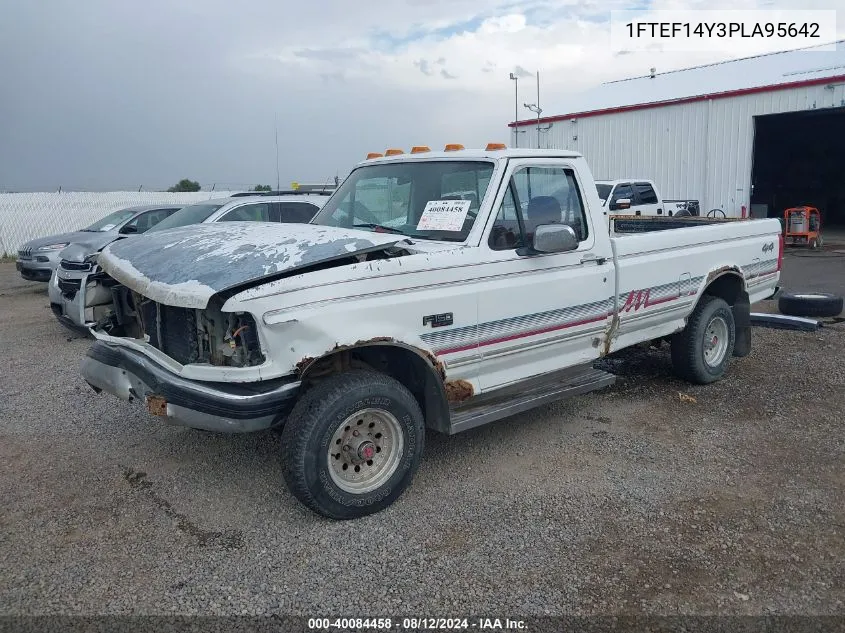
top-left (580, 254), bottom-right (606, 265)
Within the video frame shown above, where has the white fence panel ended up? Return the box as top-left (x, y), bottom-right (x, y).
top-left (0, 191), bottom-right (236, 256)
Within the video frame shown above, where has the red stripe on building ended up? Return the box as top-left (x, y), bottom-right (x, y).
top-left (508, 74), bottom-right (845, 127)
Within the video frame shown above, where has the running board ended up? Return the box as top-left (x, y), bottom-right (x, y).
top-left (447, 364), bottom-right (617, 435)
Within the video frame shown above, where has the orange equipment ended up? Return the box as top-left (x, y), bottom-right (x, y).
top-left (783, 206), bottom-right (822, 249)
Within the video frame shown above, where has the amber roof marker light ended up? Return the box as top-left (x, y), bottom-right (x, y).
top-left (384, 148), bottom-right (405, 156)
top-left (486, 143), bottom-right (507, 151)
top-left (366, 152), bottom-right (383, 159)
top-left (410, 146), bottom-right (431, 153)
top-left (444, 144), bottom-right (465, 151)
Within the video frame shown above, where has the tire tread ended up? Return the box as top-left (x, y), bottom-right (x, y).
top-left (280, 369), bottom-right (423, 519)
top-left (778, 292), bottom-right (843, 318)
top-left (671, 295), bottom-right (735, 385)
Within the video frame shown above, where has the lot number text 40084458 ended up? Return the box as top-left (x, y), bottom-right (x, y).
top-left (307, 617), bottom-right (527, 630)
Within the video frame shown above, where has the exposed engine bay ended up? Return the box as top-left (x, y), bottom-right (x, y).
top-left (91, 247), bottom-right (408, 368)
top-left (96, 285), bottom-right (265, 368)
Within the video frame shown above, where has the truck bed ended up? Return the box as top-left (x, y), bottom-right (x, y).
top-left (610, 215), bottom-right (746, 235)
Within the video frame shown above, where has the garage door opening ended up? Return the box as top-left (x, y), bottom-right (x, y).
top-left (751, 107), bottom-right (845, 228)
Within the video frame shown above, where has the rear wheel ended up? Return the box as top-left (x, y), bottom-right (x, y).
top-left (280, 370), bottom-right (425, 520)
top-left (671, 295), bottom-right (736, 384)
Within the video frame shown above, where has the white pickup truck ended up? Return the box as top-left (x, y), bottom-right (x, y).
top-left (80, 146), bottom-right (782, 520)
top-left (595, 179), bottom-right (701, 217)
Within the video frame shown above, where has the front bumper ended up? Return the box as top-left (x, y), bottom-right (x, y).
top-left (51, 302), bottom-right (91, 335)
top-left (17, 259), bottom-right (55, 282)
top-left (52, 265), bottom-right (115, 333)
top-left (49, 270), bottom-right (90, 334)
top-left (80, 341), bottom-right (301, 433)
top-left (17, 249), bottom-right (61, 281)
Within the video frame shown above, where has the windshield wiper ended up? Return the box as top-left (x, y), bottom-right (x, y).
top-left (353, 223), bottom-right (406, 235)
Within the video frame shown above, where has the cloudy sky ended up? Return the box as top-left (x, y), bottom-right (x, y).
top-left (1, 0), bottom-right (843, 191)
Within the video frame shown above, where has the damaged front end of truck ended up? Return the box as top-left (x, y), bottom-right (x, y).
top-left (89, 222), bottom-right (413, 369)
top-left (80, 221), bottom-right (416, 432)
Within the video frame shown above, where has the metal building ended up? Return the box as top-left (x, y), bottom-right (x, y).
top-left (509, 41), bottom-right (845, 224)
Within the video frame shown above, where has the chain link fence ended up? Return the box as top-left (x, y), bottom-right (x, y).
top-left (0, 191), bottom-right (237, 256)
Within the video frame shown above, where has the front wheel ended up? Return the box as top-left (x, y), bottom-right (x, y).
top-left (280, 370), bottom-right (425, 519)
top-left (671, 295), bottom-right (736, 384)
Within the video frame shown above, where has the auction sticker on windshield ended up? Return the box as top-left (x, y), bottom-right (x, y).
top-left (416, 199), bottom-right (471, 231)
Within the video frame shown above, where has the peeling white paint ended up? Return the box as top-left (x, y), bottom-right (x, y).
top-left (98, 251), bottom-right (216, 309)
top-left (97, 222), bottom-right (410, 309)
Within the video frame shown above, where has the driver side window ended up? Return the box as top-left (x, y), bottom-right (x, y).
top-left (609, 184), bottom-right (633, 209)
top-left (488, 166), bottom-right (589, 251)
top-left (218, 202), bottom-right (270, 222)
top-left (123, 209), bottom-right (175, 234)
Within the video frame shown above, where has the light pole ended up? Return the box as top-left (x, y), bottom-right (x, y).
top-left (523, 71), bottom-right (542, 149)
top-left (509, 73), bottom-right (519, 148)
top-left (524, 103), bottom-right (542, 148)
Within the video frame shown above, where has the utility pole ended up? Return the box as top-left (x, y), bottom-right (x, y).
top-left (274, 112), bottom-right (281, 191)
top-left (536, 71), bottom-right (541, 149)
top-left (509, 73), bottom-right (519, 148)
top-left (523, 71), bottom-right (543, 149)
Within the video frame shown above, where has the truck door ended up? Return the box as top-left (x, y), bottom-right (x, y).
top-left (476, 159), bottom-right (614, 391)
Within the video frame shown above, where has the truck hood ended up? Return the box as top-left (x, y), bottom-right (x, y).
top-left (59, 234), bottom-right (130, 263)
top-left (96, 222), bottom-right (411, 309)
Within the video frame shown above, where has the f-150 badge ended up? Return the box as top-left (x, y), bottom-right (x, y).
top-left (423, 312), bottom-right (454, 327)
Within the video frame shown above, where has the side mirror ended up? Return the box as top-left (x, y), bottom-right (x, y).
top-left (119, 225), bottom-right (138, 234)
top-left (610, 198), bottom-right (631, 211)
top-left (529, 224), bottom-right (579, 254)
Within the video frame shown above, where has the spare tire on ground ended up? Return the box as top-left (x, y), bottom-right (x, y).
top-left (778, 292), bottom-right (844, 318)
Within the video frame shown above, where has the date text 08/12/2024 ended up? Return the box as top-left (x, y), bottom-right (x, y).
top-left (307, 617), bottom-right (527, 630)
top-left (625, 21), bottom-right (821, 38)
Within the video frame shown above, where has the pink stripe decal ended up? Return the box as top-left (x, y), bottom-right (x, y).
top-left (439, 313), bottom-right (610, 355)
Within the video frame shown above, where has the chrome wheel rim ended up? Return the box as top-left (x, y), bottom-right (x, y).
top-left (703, 316), bottom-right (729, 367)
top-left (328, 408), bottom-right (404, 494)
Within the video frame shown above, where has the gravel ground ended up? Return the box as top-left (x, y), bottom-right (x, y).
top-left (0, 250), bottom-right (843, 618)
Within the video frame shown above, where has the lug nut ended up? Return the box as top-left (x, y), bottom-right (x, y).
top-left (352, 430), bottom-right (359, 437)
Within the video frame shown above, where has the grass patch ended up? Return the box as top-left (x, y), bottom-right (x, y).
top-left (0, 255), bottom-right (16, 263)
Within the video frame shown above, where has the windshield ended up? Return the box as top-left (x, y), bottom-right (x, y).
top-left (595, 184), bottom-right (612, 203)
top-left (310, 160), bottom-right (495, 242)
top-left (146, 202), bottom-right (225, 232)
top-left (82, 208), bottom-right (138, 232)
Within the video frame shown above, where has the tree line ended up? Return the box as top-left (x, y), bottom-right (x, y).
top-left (167, 179), bottom-right (271, 193)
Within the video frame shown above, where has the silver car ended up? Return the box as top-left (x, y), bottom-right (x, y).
top-left (18, 204), bottom-right (184, 282)
top-left (50, 193), bottom-right (329, 333)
